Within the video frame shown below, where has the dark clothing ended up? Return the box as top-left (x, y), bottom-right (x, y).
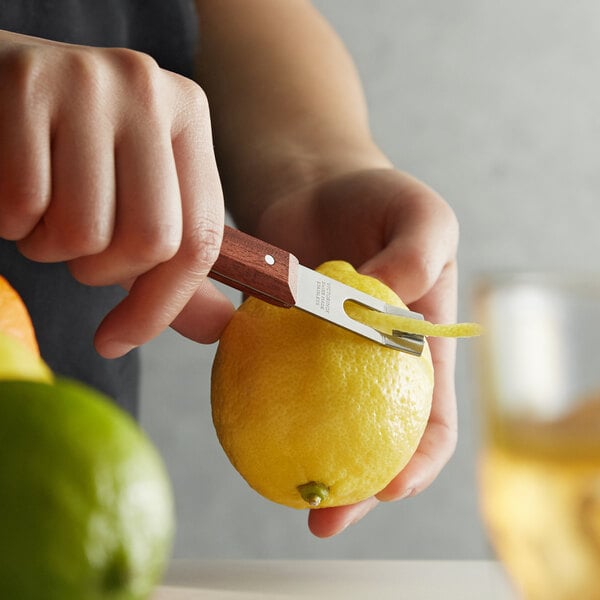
top-left (0, 0), bottom-right (198, 78)
top-left (0, 243), bottom-right (141, 416)
top-left (0, 0), bottom-right (199, 415)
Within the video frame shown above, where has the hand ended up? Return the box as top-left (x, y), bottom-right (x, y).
top-left (0, 30), bottom-right (233, 357)
top-left (254, 167), bottom-right (459, 537)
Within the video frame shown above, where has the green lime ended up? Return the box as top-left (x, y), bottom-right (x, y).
top-left (0, 378), bottom-right (174, 599)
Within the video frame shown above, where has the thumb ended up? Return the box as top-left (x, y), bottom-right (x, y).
top-left (117, 273), bottom-right (236, 344)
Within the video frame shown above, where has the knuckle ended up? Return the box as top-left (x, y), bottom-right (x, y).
top-left (62, 48), bottom-right (103, 93)
top-left (109, 46), bottom-right (158, 74)
top-left (183, 79), bottom-right (209, 113)
top-left (403, 246), bottom-right (439, 290)
top-left (180, 220), bottom-right (223, 274)
top-left (0, 43), bottom-right (33, 79)
top-left (0, 45), bottom-right (44, 104)
top-left (109, 47), bottom-right (163, 110)
top-left (126, 223), bottom-right (181, 265)
top-left (0, 182), bottom-right (48, 233)
top-left (59, 234), bottom-right (94, 258)
top-left (80, 229), bottom-right (111, 257)
top-left (170, 78), bottom-right (210, 136)
top-left (54, 220), bottom-right (109, 258)
top-left (1, 45), bottom-right (101, 104)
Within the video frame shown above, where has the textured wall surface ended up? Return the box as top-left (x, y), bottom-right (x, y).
top-left (140, 1), bottom-right (600, 559)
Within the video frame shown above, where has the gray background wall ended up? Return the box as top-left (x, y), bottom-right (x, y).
top-left (139, 1), bottom-right (600, 559)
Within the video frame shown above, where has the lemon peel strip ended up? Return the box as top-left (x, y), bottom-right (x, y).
top-left (383, 316), bottom-right (483, 339)
top-left (345, 302), bottom-right (482, 339)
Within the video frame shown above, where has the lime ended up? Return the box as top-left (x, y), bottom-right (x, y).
top-left (0, 378), bottom-right (174, 599)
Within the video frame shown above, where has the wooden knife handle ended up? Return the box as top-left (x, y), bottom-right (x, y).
top-left (208, 225), bottom-right (299, 307)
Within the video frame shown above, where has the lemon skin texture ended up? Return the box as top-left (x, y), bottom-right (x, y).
top-left (211, 260), bottom-right (434, 509)
top-left (0, 378), bottom-right (174, 600)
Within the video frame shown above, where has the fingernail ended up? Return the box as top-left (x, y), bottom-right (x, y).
top-left (400, 487), bottom-right (415, 500)
top-left (378, 487), bottom-right (415, 502)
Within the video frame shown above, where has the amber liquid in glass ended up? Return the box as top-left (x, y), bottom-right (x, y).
top-left (480, 399), bottom-right (600, 600)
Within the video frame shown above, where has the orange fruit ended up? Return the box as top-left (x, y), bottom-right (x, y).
top-left (0, 275), bottom-right (40, 356)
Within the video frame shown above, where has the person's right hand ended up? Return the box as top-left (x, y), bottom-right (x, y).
top-left (0, 30), bottom-right (233, 357)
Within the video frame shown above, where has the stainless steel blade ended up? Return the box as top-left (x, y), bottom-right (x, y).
top-left (295, 265), bottom-right (425, 355)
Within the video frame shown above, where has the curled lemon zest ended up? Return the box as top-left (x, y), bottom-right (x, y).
top-left (346, 302), bottom-right (482, 339)
top-left (382, 316), bottom-right (483, 339)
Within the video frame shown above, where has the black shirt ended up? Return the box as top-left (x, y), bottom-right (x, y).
top-left (0, 0), bottom-right (198, 77)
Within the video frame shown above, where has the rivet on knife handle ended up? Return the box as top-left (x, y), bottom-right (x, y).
top-left (209, 225), bottom-right (298, 307)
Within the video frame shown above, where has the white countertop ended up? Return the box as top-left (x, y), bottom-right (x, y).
top-left (153, 560), bottom-right (516, 600)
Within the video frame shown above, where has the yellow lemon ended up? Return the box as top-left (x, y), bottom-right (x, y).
top-left (0, 378), bottom-right (174, 600)
top-left (0, 331), bottom-right (52, 383)
top-left (0, 274), bottom-right (41, 356)
top-left (211, 261), bottom-right (436, 509)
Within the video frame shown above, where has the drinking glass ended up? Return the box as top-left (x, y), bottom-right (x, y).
top-left (474, 273), bottom-right (600, 600)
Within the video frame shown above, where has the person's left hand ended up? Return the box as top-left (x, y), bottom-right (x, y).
top-left (251, 167), bottom-right (459, 537)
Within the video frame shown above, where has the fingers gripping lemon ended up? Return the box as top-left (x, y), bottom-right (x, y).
top-left (211, 261), bottom-right (435, 509)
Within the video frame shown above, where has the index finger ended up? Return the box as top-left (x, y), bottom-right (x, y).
top-left (94, 76), bottom-right (227, 357)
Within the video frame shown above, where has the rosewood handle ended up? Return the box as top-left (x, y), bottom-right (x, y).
top-left (208, 226), bottom-right (298, 307)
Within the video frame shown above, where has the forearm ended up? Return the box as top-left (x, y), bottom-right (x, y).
top-left (194, 0), bottom-right (390, 232)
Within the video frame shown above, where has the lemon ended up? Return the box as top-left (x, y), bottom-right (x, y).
top-left (211, 261), bottom-right (435, 509)
top-left (0, 274), bottom-right (41, 356)
top-left (0, 330), bottom-right (52, 382)
top-left (0, 378), bottom-right (174, 600)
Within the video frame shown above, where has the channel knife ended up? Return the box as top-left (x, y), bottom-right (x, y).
top-left (208, 226), bottom-right (425, 355)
